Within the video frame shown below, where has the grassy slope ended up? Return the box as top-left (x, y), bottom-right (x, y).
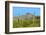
top-left (13, 19), bottom-right (40, 28)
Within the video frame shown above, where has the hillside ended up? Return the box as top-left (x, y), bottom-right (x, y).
top-left (13, 13), bottom-right (40, 28)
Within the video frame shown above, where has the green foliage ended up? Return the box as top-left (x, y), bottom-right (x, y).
top-left (13, 19), bottom-right (40, 28)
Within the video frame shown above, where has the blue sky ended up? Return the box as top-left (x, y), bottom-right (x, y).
top-left (13, 7), bottom-right (40, 16)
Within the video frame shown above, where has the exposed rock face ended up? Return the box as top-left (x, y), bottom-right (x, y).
top-left (13, 13), bottom-right (35, 20)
